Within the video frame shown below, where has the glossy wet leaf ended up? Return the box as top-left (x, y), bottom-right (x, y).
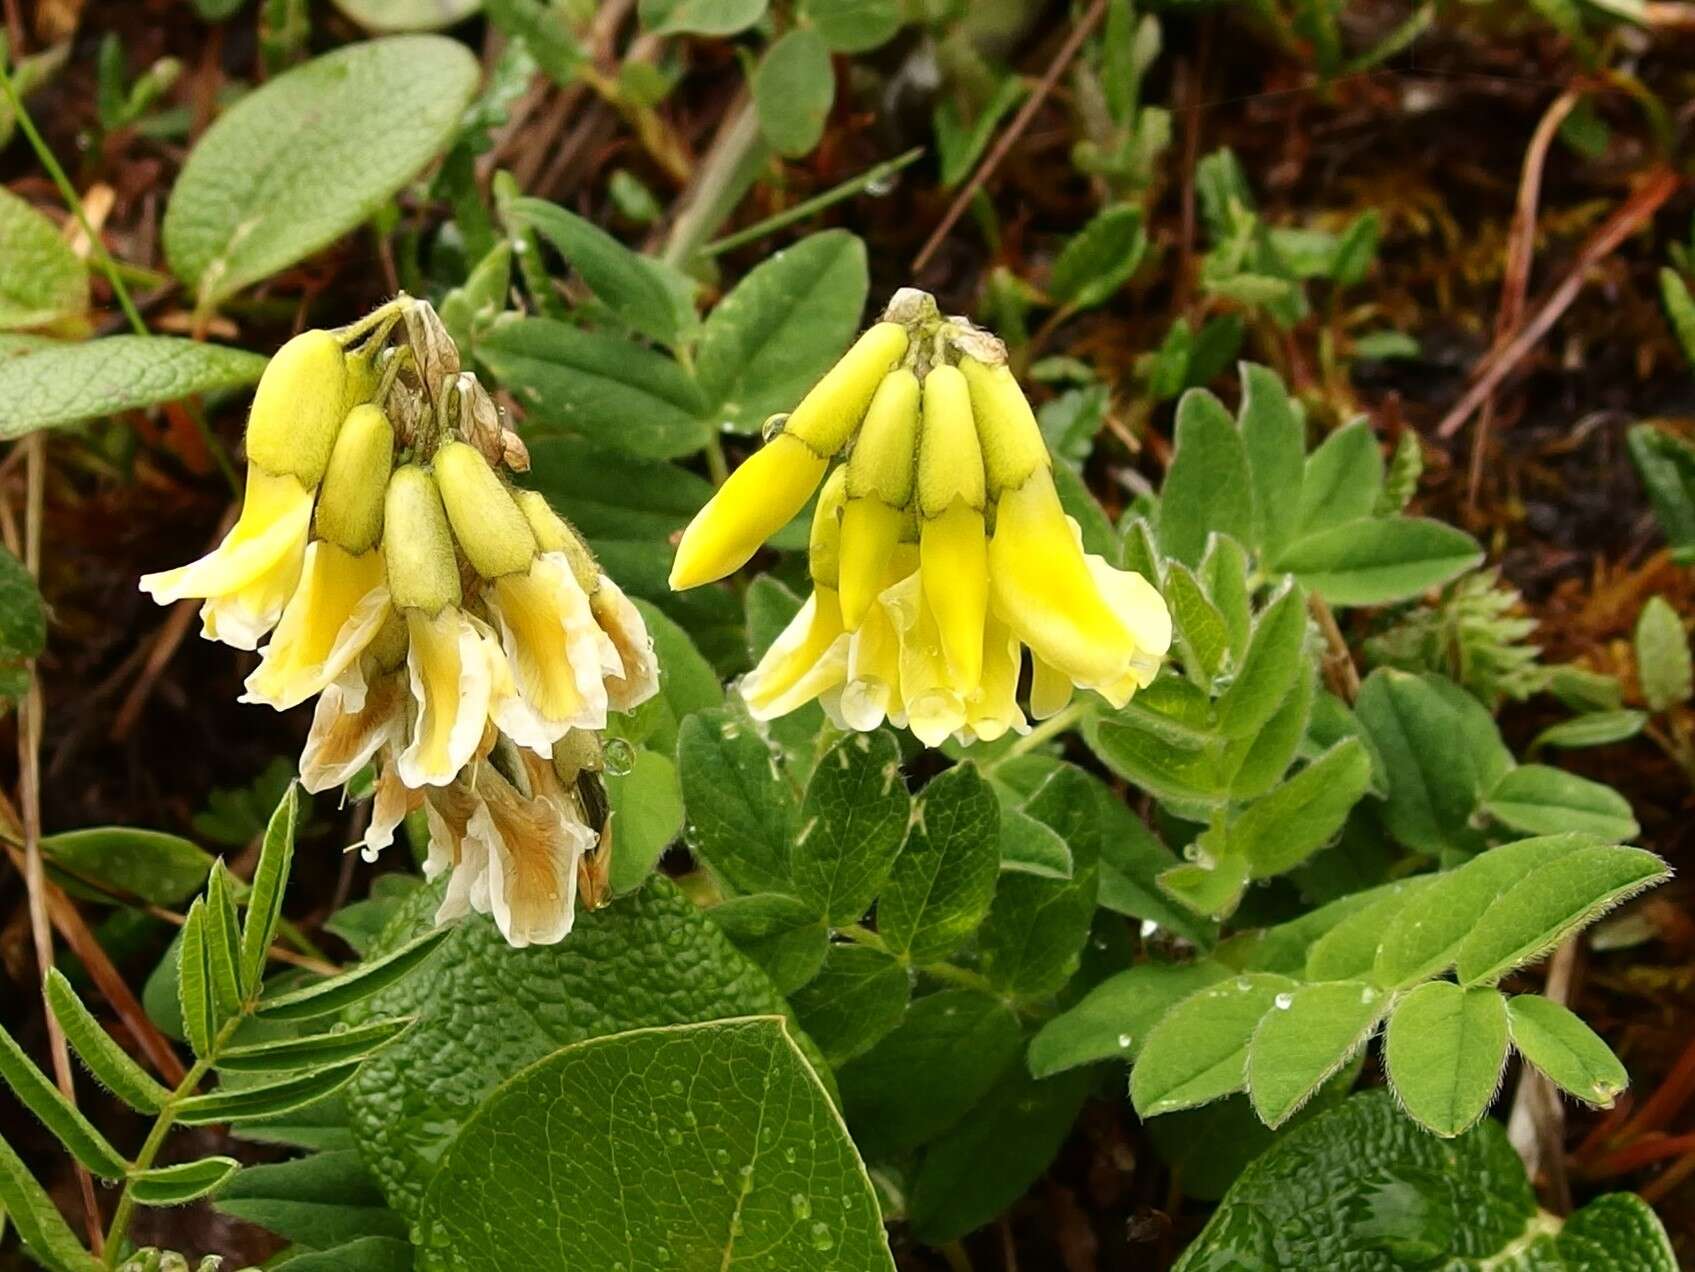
top-left (707, 894), bottom-right (828, 994)
top-left (789, 944), bottom-right (910, 1065)
top-left (1029, 959), bottom-right (1229, 1077)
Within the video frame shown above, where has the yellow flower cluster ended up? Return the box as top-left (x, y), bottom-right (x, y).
top-left (670, 289), bottom-right (1170, 746)
top-left (140, 300), bottom-right (657, 947)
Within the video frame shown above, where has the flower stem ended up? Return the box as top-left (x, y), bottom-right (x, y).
top-left (995, 700), bottom-right (1090, 765)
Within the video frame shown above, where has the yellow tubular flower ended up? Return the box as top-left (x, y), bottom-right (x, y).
top-left (783, 322), bottom-right (910, 455)
top-left (244, 330), bottom-right (349, 487)
top-left (314, 404), bottom-right (394, 555)
top-left (485, 555), bottom-right (614, 749)
top-left (241, 543), bottom-right (388, 709)
top-left (963, 614), bottom-right (1027, 743)
top-left (669, 434), bottom-right (827, 590)
top-left (917, 365), bottom-right (988, 694)
top-left (883, 571), bottom-right (967, 748)
top-left (1083, 554), bottom-right (1172, 707)
top-left (140, 465), bottom-right (314, 650)
top-left (840, 546), bottom-right (917, 732)
top-left (839, 369), bottom-right (920, 629)
top-left (960, 357), bottom-right (1051, 495)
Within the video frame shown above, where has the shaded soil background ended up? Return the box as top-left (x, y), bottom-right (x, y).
top-left (1, 0), bottom-right (1694, 1267)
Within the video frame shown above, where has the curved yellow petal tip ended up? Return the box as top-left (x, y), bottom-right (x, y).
top-left (838, 497), bottom-right (904, 630)
top-left (669, 434), bottom-right (827, 590)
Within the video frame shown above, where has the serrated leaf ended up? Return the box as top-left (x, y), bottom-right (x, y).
top-left (1131, 974), bottom-right (1295, 1117)
top-left (0, 1021), bottom-right (129, 1178)
top-left (706, 893), bottom-right (828, 994)
top-left (0, 1127), bottom-right (103, 1271)
top-left (131, 1156), bottom-right (241, 1206)
top-left (1507, 994), bottom-right (1629, 1107)
top-left (1049, 204), bottom-right (1146, 309)
top-left (217, 1017), bottom-right (414, 1072)
top-left (1483, 765), bottom-right (1639, 841)
top-left (752, 28), bottom-right (835, 157)
top-left (41, 826), bottom-right (212, 906)
top-left (175, 1060), bottom-right (364, 1125)
top-left (241, 784), bottom-right (297, 990)
top-left (838, 989), bottom-right (1021, 1160)
top-left (1384, 982), bottom-right (1507, 1136)
top-left (1373, 835), bottom-right (1594, 987)
top-left (1277, 517), bottom-right (1483, 606)
top-left (789, 944), bottom-right (910, 1065)
top-left (1030, 959), bottom-right (1229, 1078)
top-left (695, 230), bottom-right (867, 434)
top-left (164, 37), bottom-right (477, 304)
top-left (508, 197), bottom-right (692, 347)
top-left (178, 898), bottom-right (216, 1058)
top-left (257, 925), bottom-right (449, 1021)
top-left (1247, 980), bottom-right (1386, 1128)
top-left (417, 1018), bottom-right (894, 1270)
top-left (0, 336), bottom-right (267, 438)
top-left (1456, 844), bottom-right (1669, 984)
top-left (477, 316), bottom-right (709, 458)
top-left (0, 186), bottom-right (86, 331)
top-left (1159, 389), bottom-right (1253, 565)
top-left (1236, 739), bottom-right (1372, 878)
top-left (45, 968), bottom-right (170, 1115)
top-left (878, 763), bottom-right (1000, 963)
top-left (1635, 595), bottom-right (1692, 710)
top-left (1216, 583), bottom-right (1307, 738)
top-left (788, 730), bottom-right (910, 925)
top-left (1290, 418), bottom-right (1383, 541)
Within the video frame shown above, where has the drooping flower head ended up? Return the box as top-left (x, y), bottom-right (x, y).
top-left (669, 288), bottom-right (1171, 747)
top-left (140, 297), bottom-right (660, 947)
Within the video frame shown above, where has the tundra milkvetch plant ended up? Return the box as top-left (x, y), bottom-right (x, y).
top-left (141, 298), bottom-right (658, 948)
top-left (669, 288), bottom-right (1172, 745)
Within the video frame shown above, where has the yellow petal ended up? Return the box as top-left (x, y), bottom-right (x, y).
top-left (884, 572), bottom-right (966, 748)
top-left (472, 763), bottom-right (594, 948)
top-left (784, 322), bottom-right (910, 455)
top-left (988, 467), bottom-right (1133, 688)
top-left (590, 575), bottom-right (660, 712)
top-left (916, 365), bottom-right (985, 517)
top-left (1029, 652), bottom-right (1075, 720)
top-left (299, 670), bottom-right (406, 793)
top-left (670, 433), bottom-right (827, 589)
top-left (383, 466), bottom-right (461, 614)
top-left (920, 499), bottom-right (988, 693)
top-left (963, 615), bottom-right (1026, 743)
top-left (841, 580), bottom-right (904, 732)
top-left (486, 554), bottom-right (610, 749)
top-left (807, 464), bottom-right (849, 589)
top-left (314, 403), bottom-right (394, 554)
top-left (243, 543), bottom-right (388, 710)
top-left (838, 496), bottom-right (904, 631)
top-left (399, 607), bottom-right (497, 787)
top-left (434, 440), bottom-right (538, 579)
top-left (960, 357), bottom-right (1049, 495)
top-left (741, 587), bottom-right (849, 720)
top-left (140, 467), bottom-right (313, 608)
top-left (845, 368), bottom-right (920, 506)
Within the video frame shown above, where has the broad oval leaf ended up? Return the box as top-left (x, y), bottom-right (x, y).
top-left (678, 705), bottom-right (798, 895)
top-left (164, 36), bottom-right (479, 304)
top-left (1130, 973), bottom-right (1295, 1118)
top-left (1276, 516), bottom-right (1483, 606)
top-left (1506, 994), bottom-right (1629, 1107)
top-left (131, 1156), bottom-right (241, 1206)
top-left (1247, 980), bottom-right (1385, 1128)
top-left (1239, 363), bottom-right (1304, 560)
top-left (0, 336), bottom-right (266, 438)
top-left (417, 1018), bottom-right (895, 1271)
top-left (878, 762), bottom-right (1000, 963)
top-left (707, 893), bottom-right (828, 994)
top-left (1455, 844), bottom-right (1670, 985)
top-left (1482, 765), bottom-right (1638, 841)
top-left (1634, 594), bottom-right (1692, 711)
top-left (1303, 876), bottom-right (1434, 982)
top-left (0, 186), bottom-right (86, 331)
top-left (753, 28), bottom-right (835, 157)
top-left (640, 0), bottom-right (767, 35)
top-left (1289, 417), bottom-right (1383, 542)
top-left (1236, 738), bottom-right (1371, 879)
top-left (1383, 982), bottom-right (1508, 1137)
top-left (41, 825), bottom-right (212, 906)
top-left (1215, 583), bottom-right (1306, 738)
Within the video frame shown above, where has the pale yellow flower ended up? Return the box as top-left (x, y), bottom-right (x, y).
top-left (241, 542), bottom-right (388, 710)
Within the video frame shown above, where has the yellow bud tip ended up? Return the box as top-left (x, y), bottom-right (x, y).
top-left (245, 329), bottom-right (348, 486)
top-left (435, 441), bottom-right (538, 579)
top-left (917, 365), bottom-right (985, 518)
top-left (315, 404), bottom-right (394, 554)
top-left (669, 433), bottom-right (827, 590)
top-left (845, 370), bottom-right (921, 506)
top-left (961, 357), bottom-right (1050, 495)
top-left (920, 500), bottom-right (988, 692)
top-left (838, 497), bottom-right (904, 630)
top-left (383, 465), bottom-right (461, 614)
top-left (784, 323), bottom-right (910, 456)
top-left (807, 464), bottom-right (849, 590)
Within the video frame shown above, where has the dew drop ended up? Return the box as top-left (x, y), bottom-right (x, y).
top-left (1235, 978), bottom-right (1253, 991)
top-left (1359, 987), bottom-right (1376, 1004)
top-left (790, 1193), bottom-right (812, 1220)
top-left (603, 737), bottom-right (636, 776)
top-left (1273, 992), bottom-right (1294, 1010)
top-left (1117, 1033), bottom-right (1132, 1049)
top-left (715, 1148), bottom-right (730, 1164)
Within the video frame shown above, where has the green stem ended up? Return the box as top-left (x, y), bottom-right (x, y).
top-left (916, 959), bottom-right (1001, 998)
top-left (837, 924), bottom-right (888, 953)
top-left (995, 700), bottom-right (1089, 765)
top-left (661, 100), bottom-right (769, 270)
top-left (700, 148), bottom-right (926, 258)
top-left (703, 435), bottom-right (730, 487)
top-left (0, 64), bottom-right (147, 338)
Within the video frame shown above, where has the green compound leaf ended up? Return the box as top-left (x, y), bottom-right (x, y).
top-left (707, 893), bottom-right (829, 994)
top-left (789, 944), bottom-right (910, 1066)
top-left (256, 925), bottom-right (449, 1021)
top-left (164, 36), bottom-right (479, 305)
top-left (130, 1156), bottom-right (241, 1206)
top-left (695, 229), bottom-right (868, 436)
top-left (1030, 959), bottom-right (1229, 1078)
top-left (216, 1017), bottom-right (414, 1072)
top-left (788, 730), bottom-right (911, 926)
top-left (1627, 423), bottom-right (1695, 563)
top-left (215, 1150), bottom-right (408, 1249)
top-left (1482, 765), bottom-right (1639, 841)
top-left (1383, 982), bottom-right (1508, 1137)
top-left (1239, 363), bottom-right (1305, 560)
top-left (677, 705), bottom-right (798, 896)
top-left (1304, 876), bottom-right (1435, 982)
top-left (1165, 562), bottom-right (1230, 686)
top-left (0, 1126), bottom-right (103, 1271)
top-left (1131, 973), bottom-right (1296, 1118)
top-left (174, 1061), bottom-right (366, 1125)
top-left (803, 0), bottom-right (904, 51)
top-left (1507, 993), bottom-right (1629, 1108)
top-left (0, 1019), bottom-right (129, 1178)
top-left (205, 860), bottom-right (246, 1023)
top-left (44, 969), bottom-right (171, 1114)
top-left (1215, 583), bottom-right (1307, 739)
top-left (1532, 708), bottom-right (1648, 752)
top-left (178, 898), bottom-right (216, 1058)
top-left (0, 335), bottom-right (266, 438)
top-left (877, 762), bottom-right (1000, 964)
top-left (1236, 739), bottom-right (1372, 879)
top-left (640, 0), bottom-right (767, 35)
top-left (1455, 844), bottom-right (1670, 985)
top-left (240, 783), bottom-right (298, 990)
top-left (1276, 516), bottom-right (1483, 606)
top-left (0, 186), bottom-right (86, 331)
top-left (1049, 204), bottom-right (1147, 310)
top-left (1247, 981), bottom-right (1387, 1128)
top-left (346, 876), bottom-right (815, 1218)
top-left (1159, 388), bottom-right (1253, 565)
top-left (1289, 417), bottom-right (1383, 542)
top-left (753, 28), bottom-right (835, 157)
top-left (417, 1018), bottom-right (895, 1271)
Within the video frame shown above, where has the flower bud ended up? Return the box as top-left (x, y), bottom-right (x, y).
top-left (916, 366), bottom-right (985, 518)
top-left (840, 370), bottom-right (920, 629)
top-left (670, 433), bottom-right (828, 589)
top-left (961, 357), bottom-right (1050, 496)
top-left (784, 322), bottom-right (910, 456)
top-left (315, 404), bottom-right (394, 554)
top-left (245, 329), bottom-right (348, 485)
top-left (435, 440), bottom-right (539, 580)
top-left (808, 465), bottom-right (849, 590)
top-left (917, 366), bottom-right (988, 691)
top-left (383, 466), bottom-right (461, 614)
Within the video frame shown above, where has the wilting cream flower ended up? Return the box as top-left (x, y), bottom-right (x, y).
top-left (676, 288), bottom-right (1170, 749)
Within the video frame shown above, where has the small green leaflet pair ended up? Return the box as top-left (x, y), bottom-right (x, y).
top-left (0, 786), bottom-right (449, 1272)
top-left (1127, 832), bottom-right (1664, 1137)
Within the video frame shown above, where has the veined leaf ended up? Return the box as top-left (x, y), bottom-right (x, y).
top-left (788, 730), bottom-right (911, 926)
top-left (1506, 994), bottom-right (1629, 1107)
top-left (1276, 517), bottom-right (1482, 606)
top-left (0, 1128), bottom-right (103, 1271)
top-left (1304, 876), bottom-right (1436, 982)
top-left (1215, 583), bottom-right (1307, 739)
top-left (240, 784), bottom-right (298, 990)
top-left (1456, 844), bottom-right (1669, 985)
top-left (1531, 709), bottom-right (1648, 752)
top-left (0, 186), bottom-right (86, 331)
top-left (1131, 974), bottom-right (1295, 1117)
top-left (0, 1021), bottom-right (129, 1178)
top-left (706, 893), bottom-right (828, 994)
top-left (1289, 418), bottom-right (1382, 541)
top-left (1159, 388), bottom-right (1252, 565)
top-left (788, 945), bottom-right (910, 1065)
top-left (178, 897), bottom-right (217, 1058)
top-left (41, 826), bottom-right (212, 906)
top-left (1165, 562), bottom-right (1230, 685)
top-left (174, 1060), bottom-right (365, 1125)
top-left (878, 762), bottom-right (1000, 963)
top-left (1236, 739), bottom-right (1372, 878)
top-left (256, 925), bottom-right (450, 1021)
top-left (1247, 980), bottom-right (1385, 1128)
top-left (205, 860), bottom-right (246, 1022)
top-left (1383, 982), bottom-right (1508, 1137)
top-left (215, 1149), bottom-right (407, 1248)
top-left (45, 968), bottom-right (170, 1114)
top-left (1030, 959), bottom-right (1230, 1078)
top-left (131, 1156), bottom-right (241, 1206)
top-left (1482, 765), bottom-right (1638, 841)
top-left (217, 1017), bottom-right (415, 1072)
